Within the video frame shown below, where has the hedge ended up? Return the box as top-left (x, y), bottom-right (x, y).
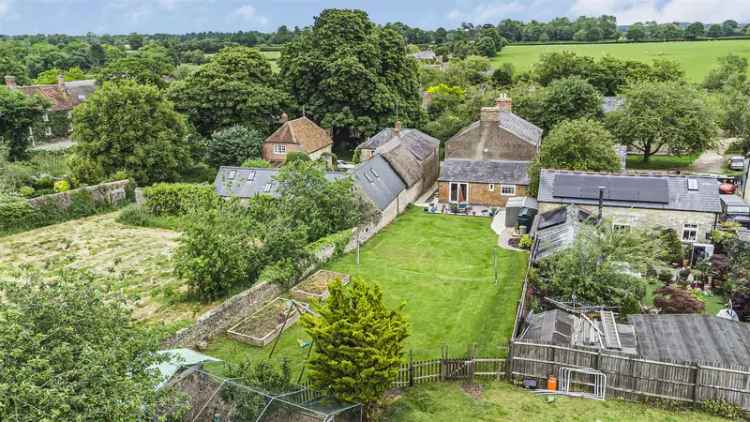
top-left (143, 183), bottom-right (220, 216)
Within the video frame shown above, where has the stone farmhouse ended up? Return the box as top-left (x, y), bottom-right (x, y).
top-left (439, 94), bottom-right (542, 208)
top-left (4, 75), bottom-right (96, 145)
top-left (261, 113), bottom-right (333, 165)
top-left (537, 170), bottom-right (722, 244)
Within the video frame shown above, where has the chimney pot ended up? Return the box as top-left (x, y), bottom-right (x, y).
top-left (496, 93), bottom-right (512, 112)
top-left (57, 74), bottom-right (65, 91)
top-left (4, 75), bottom-right (16, 90)
top-left (280, 112), bottom-right (289, 124)
top-left (394, 120), bottom-right (401, 135)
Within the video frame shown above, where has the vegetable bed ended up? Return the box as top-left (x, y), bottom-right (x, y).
top-left (290, 269), bottom-right (350, 302)
top-left (227, 298), bottom-right (299, 347)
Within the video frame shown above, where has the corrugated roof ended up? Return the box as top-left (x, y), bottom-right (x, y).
top-left (438, 159), bottom-right (530, 185)
top-left (264, 117), bottom-right (333, 154)
top-left (629, 314), bottom-right (750, 366)
top-left (351, 155), bottom-right (405, 210)
top-left (537, 170), bottom-right (722, 213)
top-left (214, 166), bottom-right (346, 198)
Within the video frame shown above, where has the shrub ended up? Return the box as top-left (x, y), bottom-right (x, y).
top-left (258, 259), bottom-right (299, 288)
top-left (116, 205), bottom-right (152, 227)
top-left (654, 285), bottom-right (705, 314)
top-left (143, 183), bottom-right (220, 216)
top-left (518, 234), bottom-right (532, 249)
top-left (18, 186), bottom-right (35, 197)
top-left (701, 399), bottom-right (743, 419)
top-left (284, 152), bottom-right (310, 165)
top-left (53, 180), bottom-right (70, 193)
top-left (0, 196), bottom-right (37, 231)
top-left (240, 158), bottom-right (271, 168)
top-left (206, 125), bottom-right (264, 168)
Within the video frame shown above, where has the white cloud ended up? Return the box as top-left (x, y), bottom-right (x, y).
top-left (447, 0), bottom-right (562, 23)
top-left (0, 0), bottom-right (11, 17)
top-left (233, 4), bottom-right (269, 27)
top-left (571, 0), bottom-right (750, 24)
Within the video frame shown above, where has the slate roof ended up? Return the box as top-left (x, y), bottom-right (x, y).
top-left (214, 166), bottom-right (346, 198)
top-left (351, 155), bottom-right (406, 210)
top-left (629, 314), bottom-right (750, 366)
top-left (498, 111), bottom-right (543, 146)
top-left (17, 79), bottom-right (96, 111)
top-left (537, 170), bottom-right (722, 213)
top-left (602, 96), bottom-right (625, 114)
top-left (357, 128), bottom-right (440, 161)
top-left (412, 50), bottom-right (437, 61)
top-left (439, 159), bottom-right (531, 185)
top-left (264, 116), bottom-right (333, 154)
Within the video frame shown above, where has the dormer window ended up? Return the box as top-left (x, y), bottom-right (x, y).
top-left (264, 183), bottom-right (273, 192)
top-left (247, 171), bottom-right (256, 182)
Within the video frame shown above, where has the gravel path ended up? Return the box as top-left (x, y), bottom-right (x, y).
top-left (690, 138), bottom-right (735, 174)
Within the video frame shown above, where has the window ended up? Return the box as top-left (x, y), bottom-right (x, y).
top-left (682, 223), bottom-right (698, 242)
top-left (42, 113), bottom-right (49, 122)
top-left (227, 170), bottom-right (236, 180)
top-left (45, 127), bottom-right (52, 137)
top-left (263, 183), bottom-right (273, 192)
top-left (449, 182), bottom-right (468, 203)
top-left (500, 185), bottom-right (516, 196)
top-left (364, 173), bottom-right (374, 183)
top-left (28, 127), bottom-right (33, 136)
top-left (613, 223), bottom-right (630, 232)
top-left (273, 144), bottom-right (287, 155)
top-left (687, 179), bottom-right (698, 191)
top-left (246, 171), bottom-right (256, 182)
top-left (488, 184), bottom-right (495, 192)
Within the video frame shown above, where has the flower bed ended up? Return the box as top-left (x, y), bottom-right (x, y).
top-left (290, 270), bottom-right (350, 302)
top-left (226, 298), bottom-right (299, 347)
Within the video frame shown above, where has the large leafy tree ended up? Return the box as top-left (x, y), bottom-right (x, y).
top-left (0, 86), bottom-right (49, 161)
top-left (168, 46), bottom-right (290, 137)
top-left (279, 9), bottom-right (422, 143)
top-left (606, 81), bottom-right (718, 162)
top-left (303, 279), bottom-right (408, 416)
top-left (514, 77), bottom-right (601, 132)
top-left (0, 271), bottom-right (163, 420)
top-left (528, 118), bottom-right (620, 195)
top-left (206, 125), bottom-right (264, 168)
top-left (702, 54), bottom-right (748, 91)
top-left (97, 54), bottom-right (174, 88)
top-left (70, 80), bottom-right (191, 185)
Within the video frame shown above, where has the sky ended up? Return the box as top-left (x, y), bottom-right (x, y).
top-left (0, 0), bottom-right (749, 35)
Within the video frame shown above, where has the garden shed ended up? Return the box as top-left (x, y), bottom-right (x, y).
top-left (504, 196), bottom-right (537, 228)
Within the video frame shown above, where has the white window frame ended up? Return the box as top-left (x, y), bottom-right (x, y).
top-left (45, 126), bottom-right (52, 137)
top-left (682, 223), bottom-right (698, 242)
top-left (273, 144), bottom-right (287, 155)
top-left (500, 184), bottom-right (516, 196)
top-left (42, 112), bottom-right (49, 122)
top-left (488, 184), bottom-right (495, 192)
top-left (28, 126), bottom-right (33, 136)
top-left (612, 223), bottom-right (631, 232)
top-left (263, 183), bottom-right (273, 193)
top-left (449, 182), bottom-right (469, 203)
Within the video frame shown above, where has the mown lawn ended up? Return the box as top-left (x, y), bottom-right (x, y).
top-left (491, 39), bottom-right (750, 83)
top-left (205, 208), bottom-right (528, 375)
top-left (626, 153), bottom-right (699, 170)
top-left (382, 382), bottom-right (728, 421)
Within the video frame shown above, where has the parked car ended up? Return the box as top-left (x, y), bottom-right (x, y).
top-left (336, 160), bottom-right (356, 171)
top-left (720, 194), bottom-right (750, 228)
top-left (728, 156), bottom-right (746, 171)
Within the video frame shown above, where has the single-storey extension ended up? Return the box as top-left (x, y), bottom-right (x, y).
top-left (438, 159), bottom-right (530, 207)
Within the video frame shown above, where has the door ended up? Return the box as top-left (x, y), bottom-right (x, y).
top-left (449, 182), bottom-right (468, 203)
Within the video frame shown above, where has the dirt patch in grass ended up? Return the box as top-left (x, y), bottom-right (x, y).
top-left (290, 269), bottom-right (349, 301)
top-left (228, 298), bottom-right (299, 346)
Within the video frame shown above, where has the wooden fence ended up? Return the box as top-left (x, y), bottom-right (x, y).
top-left (392, 354), bottom-right (506, 388)
top-left (508, 340), bottom-right (750, 410)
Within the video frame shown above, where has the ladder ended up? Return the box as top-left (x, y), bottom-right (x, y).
top-left (599, 310), bottom-right (622, 350)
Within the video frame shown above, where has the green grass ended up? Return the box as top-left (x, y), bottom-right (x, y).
top-left (382, 382), bottom-right (728, 421)
top-left (626, 153), bottom-right (699, 170)
top-left (644, 279), bottom-right (728, 316)
top-left (205, 208), bottom-right (528, 374)
top-left (491, 39), bottom-right (750, 83)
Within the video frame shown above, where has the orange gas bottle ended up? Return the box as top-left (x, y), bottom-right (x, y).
top-left (547, 375), bottom-right (557, 391)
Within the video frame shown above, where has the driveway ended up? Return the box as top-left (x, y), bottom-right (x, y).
top-left (691, 138), bottom-right (735, 174)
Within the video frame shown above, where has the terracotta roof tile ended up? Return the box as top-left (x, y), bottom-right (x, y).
top-left (16, 80), bottom-right (96, 112)
top-left (263, 116), bottom-right (333, 154)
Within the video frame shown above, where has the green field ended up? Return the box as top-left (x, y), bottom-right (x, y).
top-left (626, 153), bottom-right (699, 170)
top-left (382, 382), bottom-right (728, 421)
top-left (205, 208), bottom-right (528, 375)
top-left (492, 40), bottom-right (750, 82)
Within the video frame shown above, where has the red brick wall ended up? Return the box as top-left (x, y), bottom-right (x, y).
top-left (438, 181), bottom-right (527, 207)
top-left (262, 143), bottom-right (304, 162)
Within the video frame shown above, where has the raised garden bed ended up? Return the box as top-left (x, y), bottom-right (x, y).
top-left (227, 298), bottom-right (299, 347)
top-left (290, 270), bottom-right (350, 302)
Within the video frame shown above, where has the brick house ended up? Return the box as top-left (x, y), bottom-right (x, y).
top-left (261, 114), bottom-right (333, 164)
top-left (537, 169), bottom-right (722, 244)
top-left (438, 94), bottom-right (542, 207)
top-left (4, 75), bottom-right (96, 145)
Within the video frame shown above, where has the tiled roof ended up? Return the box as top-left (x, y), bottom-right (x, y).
top-left (537, 169), bottom-right (722, 213)
top-left (358, 127), bottom-right (440, 161)
top-left (214, 166), bottom-right (346, 198)
top-left (498, 111), bottom-right (543, 146)
top-left (439, 159), bottom-right (531, 185)
top-left (264, 117), bottom-right (333, 154)
top-left (17, 79), bottom-right (96, 112)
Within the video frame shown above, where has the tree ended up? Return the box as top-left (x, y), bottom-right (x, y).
top-left (685, 22), bottom-right (704, 40)
top-left (654, 286), bottom-right (705, 314)
top-left (476, 36), bottom-right (497, 57)
top-left (658, 228), bottom-right (685, 265)
top-left (534, 51), bottom-right (597, 86)
top-left (70, 81), bottom-right (191, 185)
top-left (703, 54), bottom-right (748, 91)
top-left (98, 54), bottom-right (174, 88)
top-left (528, 118), bottom-right (620, 195)
top-left (280, 9), bottom-right (422, 143)
top-left (0, 271), bottom-right (163, 420)
top-left (33, 66), bottom-right (87, 84)
top-left (0, 55), bottom-right (31, 85)
top-left (0, 86), bottom-right (49, 161)
top-left (707, 24), bottom-right (723, 38)
top-left (626, 23), bottom-right (647, 41)
top-left (516, 77), bottom-right (602, 132)
top-left (606, 81), bottom-right (718, 162)
top-left (128, 32), bottom-right (144, 50)
top-left (302, 279), bottom-right (408, 416)
top-left (205, 125), bottom-right (264, 168)
top-left (492, 63), bottom-right (514, 86)
top-left (168, 46), bottom-right (290, 137)
top-left (722, 20), bottom-right (739, 36)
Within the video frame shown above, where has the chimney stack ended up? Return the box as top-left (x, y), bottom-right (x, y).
top-left (57, 74), bottom-right (65, 91)
top-left (279, 112), bottom-right (289, 124)
top-left (4, 75), bottom-right (16, 90)
top-left (496, 93), bottom-right (512, 112)
top-left (394, 120), bottom-right (401, 135)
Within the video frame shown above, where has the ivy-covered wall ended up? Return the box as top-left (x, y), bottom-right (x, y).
top-left (29, 109), bottom-right (71, 144)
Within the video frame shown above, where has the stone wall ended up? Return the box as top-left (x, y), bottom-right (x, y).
top-left (538, 202), bottom-right (719, 243)
top-left (438, 181), bottom-right (527, 207)
top-left (27, 179), bottom-right (131, 210)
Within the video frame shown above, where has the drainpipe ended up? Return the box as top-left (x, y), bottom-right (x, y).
top-left (598, 186), bottom-right (606, 221)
